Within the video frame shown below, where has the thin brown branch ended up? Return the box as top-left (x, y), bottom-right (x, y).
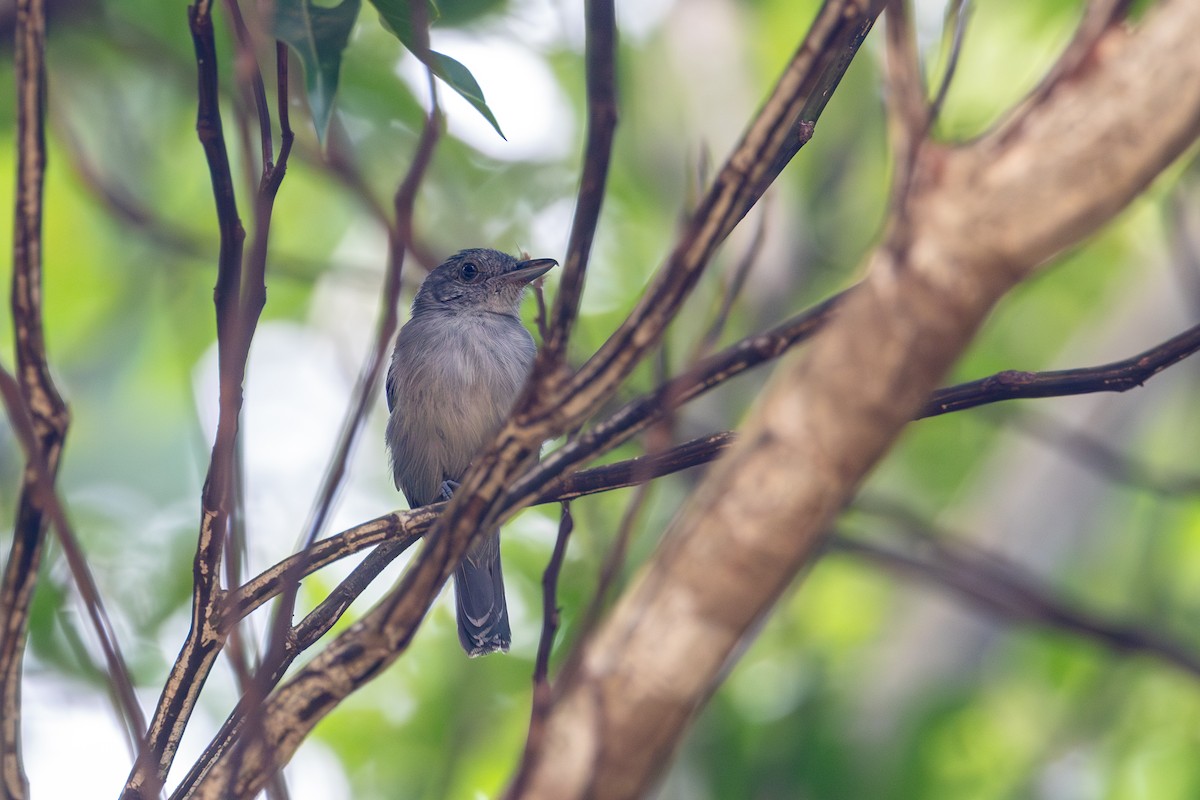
top-left (544, 0), bottom-right (884, 434)
top-left (505, 292), bottom-right (845, 511)
top-left (557, 478), bottom-right (654, 689)
top-left (918, 321), bottom-right (1200, 417)
top-left (2, 0), bottom-right (72, 794)
top-left (1004, 0), bottom-right (1132, 131)
top-left (691, 207), bottom-right (768, 362)
top-left (507, 503), bottom-right (576, 799)
top-left (928, 0), bottom-right (969, 125)
top-left (211, 10), bottom-right (441, 794)
top-left (124, 2), bottom-right (252, 795)
top-left (537, 503), bottom-right (575, 684)
top-left (241, 43), bottom-right (293, 344)
top-left (0, 367), bottom-right (146, 765)
top-left (832, 524), bottom-right (1200, 678)
top-left (221, 27), bottom-right (294, 798)
top-left (883, 0), bottom-right (929, 138)
top-left (220, 0), bottom-right (272, 170)
top-left (0, 367), bottom-right (150, 786)
top-left (881, 0), bottom-right (929, 235)
top-left (254, 16), bottom-right (439, 692)
top-left (540, 0), bottom-right (618, 363)
top-left (531, 268), bottom-right (551, 345)
top-left (999, 410), bottom-right (1200, 496)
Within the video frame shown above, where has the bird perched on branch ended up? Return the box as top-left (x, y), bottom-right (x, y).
top-left (386, 248), bottom-right (557, 656)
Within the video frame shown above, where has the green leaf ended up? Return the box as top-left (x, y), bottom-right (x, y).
top-left (369, 0), bottom-right (439, 47)
top-left (367, 0), bottom-right (506, 140)
top-left (429, 50), bottom-right (505, 139)
top-left (273, 0), bottom-right (363, 144)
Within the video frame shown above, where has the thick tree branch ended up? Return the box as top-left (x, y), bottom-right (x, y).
top-left (513, 2), bottom-right (1200, 797)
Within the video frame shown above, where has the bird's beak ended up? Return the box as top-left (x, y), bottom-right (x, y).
top-left (505, 257), bottom-right (558, 284)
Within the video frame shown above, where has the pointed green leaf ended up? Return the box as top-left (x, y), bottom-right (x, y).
top-left (366, 0), bottom-right (505, 140)
top-left (272, 0), bottom-right (362, 144)
top-left (429, 50), bottom-right (505, 139)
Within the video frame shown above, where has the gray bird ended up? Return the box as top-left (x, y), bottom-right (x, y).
top-left (385, 248), bottom-right (556, 656)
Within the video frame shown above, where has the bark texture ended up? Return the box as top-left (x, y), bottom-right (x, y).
top-left (512, 2), bottom-right (1200, 797)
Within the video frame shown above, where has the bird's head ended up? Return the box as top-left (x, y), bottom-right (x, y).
top-left (413, 248), bottom-right (557, 318)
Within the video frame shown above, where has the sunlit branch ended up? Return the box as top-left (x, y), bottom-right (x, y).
top-left (124, 0), bottom-right (257, 793)
top-left (3, 0), bottom-right (92, 794)
top-left (549, 0), bottom-right (883, 430)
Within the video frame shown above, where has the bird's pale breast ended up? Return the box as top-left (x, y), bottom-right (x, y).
top-left (386, 309), bottom-right (535, 506)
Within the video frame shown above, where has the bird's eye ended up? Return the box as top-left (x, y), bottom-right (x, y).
top-left (460, 262), bottom-right (479, 282)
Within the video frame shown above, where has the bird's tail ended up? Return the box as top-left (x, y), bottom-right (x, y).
top-left (454, 529), bottom-right (511, 657)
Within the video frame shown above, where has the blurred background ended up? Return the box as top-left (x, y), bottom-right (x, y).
top-left (2, 0), bottom-right (1199, 797)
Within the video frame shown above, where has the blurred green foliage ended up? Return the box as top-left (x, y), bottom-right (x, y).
top-left (2, 0), bottom-right (1200, 797)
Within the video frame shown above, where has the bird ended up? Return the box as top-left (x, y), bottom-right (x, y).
top-left (385, 248), bottom-right (556, 656)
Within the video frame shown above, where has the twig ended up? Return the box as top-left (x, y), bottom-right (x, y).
top-left (691, 205), bottom-right (768, 361)
top-left (557, 479), bottom-right (653, 689)
top-left (998, 409), bottom-right (1200, 496)
top-left (881, 0), bottom-right (928, 235)
top-left (928, 0), bottom-right (970, 126)
top-left (212, 4), bottom-right (442, 792)
top-left (832, 524), bottom-right (1200, 678)
top-left (0, 369), bottom-right (146, 769)
top-left (918, 320), bottom-right (1200, 417)
top-left (551, 0), bottom-right (883, 430)
top-left (220, 0), bottom-right (272, 170)
top-left (883, 0), bottom-right (928, 137)
top-left (997, 0), bottom-right (1132, 135)
top-left (505, 292), bottom-right (845, 511)
top-left (123, 1), bottom-right (255, 794)
top-left (2, 0), bottom-right (76, 794)
top-left (507, 503), bottom-right (575, 799)
top-left (532, 276), bottom-right (551, 345)
top-left (213, 28), bottom-right (297, 800)
top-left (539, 0), bottom-right (618, 364)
